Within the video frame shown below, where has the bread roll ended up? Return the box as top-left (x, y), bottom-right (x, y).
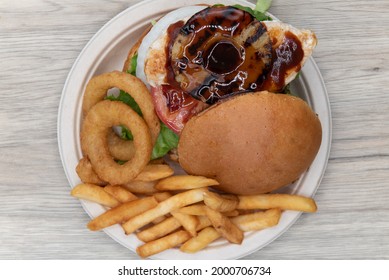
top-left (178, 91), bottom-right (322, 195)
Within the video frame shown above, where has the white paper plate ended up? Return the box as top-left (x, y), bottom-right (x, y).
top-left (58, 0), bottom-right (331, 260)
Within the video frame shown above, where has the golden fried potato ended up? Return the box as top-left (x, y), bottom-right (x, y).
top-left (136, 230), bottom-right (191, 258)
top-left (238, 194), bottom-right (317, 212)
top-left (205, 207), bottom-right (243, 244)
top-left (122, 188), bottom-right (207, 235)
top-left (196, 216), bottom-right (212, 231)
top-left (135, 164), bottom-right (174, 182)
top-left (103, 185), bottom-right (138, 203)
top-left (71, 183), bottom-right (119, 208)
top-left (155, 175), bottom-right (219, 191)
top-left (203, 191), bottom-right (238, 212)
top-left (137, 216), bottom-right (181, 242)
top-left (231, 208), bottom-right (282, 232)
top-left (153, 192), bottom-right (172, 202)
top-left (171, 211), bottom-right (199, 237)
top-left (180, 227), bottom-right (221, 253)
top-left (87, 197), bottom-right (158, 231)
top-left (151, 192), bottom-right (172, 224)
top-left (179, 204), bottom-right (238, 217)
top-left (76, 158), bottom-right (106, 186)
top-left (178, 204), bottom-right (207, 216)
top-left (123, 180), bottom-right (158, 194)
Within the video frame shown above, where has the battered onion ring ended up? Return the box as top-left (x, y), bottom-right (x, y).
top-left (81, 100), bottom-right (152, 185)
top-left (107, 130), bottom-right (136, 161)
top-left (82, 71), bottom-right (160, 145)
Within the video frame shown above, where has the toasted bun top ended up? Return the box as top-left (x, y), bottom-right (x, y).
top-left (177, 91), bottom-right (322, 195)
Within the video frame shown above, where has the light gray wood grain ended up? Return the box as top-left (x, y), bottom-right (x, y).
top-left (0, 0), bottom-right (388, 259)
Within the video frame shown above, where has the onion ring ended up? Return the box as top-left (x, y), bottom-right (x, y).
top-left (81, 100), bottom-right (152, 185)
top-left (107, 130), bottom-right (136, 161)
top-left (82, 71), bottom-right (160, 145)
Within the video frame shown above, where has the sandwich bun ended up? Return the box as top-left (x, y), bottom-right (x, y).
top-left (177, 91), bottom-right (322, 195)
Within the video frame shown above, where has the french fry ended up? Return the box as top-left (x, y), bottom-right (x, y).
top-left (135, 164), bottom-right (174, 182)
top-left (223, 210), bottom-right (239, 217)
top-left (238, 209), bottom-right (257, 215)
top-left (137, 216), bottom-right (181, 242)
top-left (204, 191), bottom-right (238, 212)
top-left (103, 185), bottom-right (138, 203)
top-left (122, 188), bottom-right (207, 235)
top-left (87, 196), bottom-right (158, 231)
top-left (71, 183), bottom-right (119, 208)
top-left (179, 204), bottom-right (239, 217)
top-left (205, 207), bottom-right (243, 244)
top-left (151, 192), bottom-right (172, 224)
top-left (75, 158), bottom-right (106, 186)
top-left (231, 209), bottom-right (282, 232)
top-left (178, 204), bottom-right (207, 215)
top-left (137, 230), bottom-right (191, 258)
top-left (123, 180), bottom-right (158, 194)
top-left (196, 216), bottom-right (212, 231)
top-left (74, 152), bottom-right (317, 257)
top-left (171, 211), bottom-right (199, 237)
top-left (238, 194), bottom-right (317, 213)
top-left (153, 192), bottom-right (172, 202)
top-left (155, 175), bottom-right (218, 191)
top-left (180, 227), bottom-right (221, 253)
top-left (151, 216), bottom-right (166, 225)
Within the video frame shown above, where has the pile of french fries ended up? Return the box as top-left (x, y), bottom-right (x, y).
top-left (71, 165), bottom-right (317, 258)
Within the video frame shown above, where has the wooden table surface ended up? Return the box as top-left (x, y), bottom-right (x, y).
top-left (1, 0), bottom-right (388, 260)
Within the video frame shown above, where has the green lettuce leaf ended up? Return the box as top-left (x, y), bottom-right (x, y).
top-left (127, 53), bottom-right (138, 76)
top-left (151, 123), bottom-right (179, 160)
top-left (105, 90), bottom-right (141, 141)
top-left (113, 123), bottom-right (179, 161)
top-left (120, 125), bottom-right (133, 141)
top-left (105, 90), bottom-right (143, 116)
top-left (255, 0), bottom-right (273, 13)
top-left (116, 160), bottom-right (127, 165)
top-left (232, 4), bottom-right (272, 21)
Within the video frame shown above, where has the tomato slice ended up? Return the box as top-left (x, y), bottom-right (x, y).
top-left (150, 85), bottom-right (208, 134)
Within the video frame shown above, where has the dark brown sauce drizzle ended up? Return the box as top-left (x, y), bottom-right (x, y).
top-left (169, 6), bottom-right (272, 104)
top-left (164, 20), bottom-right (199, 113)
top-left (164, 6), bottom-right (304, 107)
top-left (161, 85), bottom-right (191, 113)
top-left (260, 31), bottom-right (304, 91)
top-left (166, 20), bottom-right (185, 89)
